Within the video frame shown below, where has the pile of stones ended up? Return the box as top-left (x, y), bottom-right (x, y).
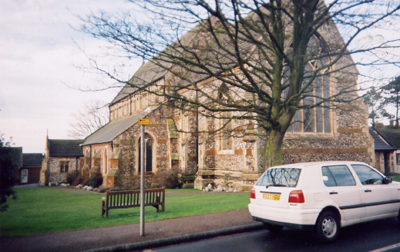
top-left (202, 184), bottom-right (237, 192)
top-left (75, 184), bottom-right (99, 192)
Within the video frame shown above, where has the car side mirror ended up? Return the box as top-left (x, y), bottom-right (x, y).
top-left (383, 177), bottom-right (392, 184)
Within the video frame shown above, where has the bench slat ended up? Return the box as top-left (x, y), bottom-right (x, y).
top-left (102, 187), bottom-right (165, 217)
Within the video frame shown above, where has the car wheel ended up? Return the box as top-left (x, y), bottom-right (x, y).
top-left (315, 211), bottom-right (340, 243)
top-left (263, 222), bottom-right (284, 232)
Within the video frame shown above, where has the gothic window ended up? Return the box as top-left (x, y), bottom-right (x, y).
top-left (282, 34), bottom-right (332, 134)
top-left (138, 134), bottom-right (153, 173)
top-left (218, 83), bottom-right (233, 151)
top-left (284, 40), bottom-right (331, 134)
top-left (396, 153), bottom-right (400, 165)
top-left (60, 161), bottom-right (69, 173)
top-left (287, 65), bottom-right (331, 134)
top-left (220, 111), bottom-right (232, 151)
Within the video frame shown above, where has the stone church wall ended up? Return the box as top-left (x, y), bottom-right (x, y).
top-left (47, 157), bottom-right (80, 184)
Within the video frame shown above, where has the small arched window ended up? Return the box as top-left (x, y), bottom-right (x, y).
top-left (218, 83), bottom-right (233, 151)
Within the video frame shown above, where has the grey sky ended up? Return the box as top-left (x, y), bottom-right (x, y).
top-left (0, 0), bottom-right (134, 153)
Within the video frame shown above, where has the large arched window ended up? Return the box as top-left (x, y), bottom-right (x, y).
top-left (286, 35), bottom-right (332, 134)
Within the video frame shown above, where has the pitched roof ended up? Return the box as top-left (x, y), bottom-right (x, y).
top-left (369, 128), bottom-right (397, 151)
top-left (110, 16), bottom-right (256, 106)
top-left (374, 126), bottom-right (400, 149)
top-left (82, 110), bottom-right (149, 146)
top-left (23, 153), bottom-right (44, 167)
top-left (48, 139), bottom-right (84, 157)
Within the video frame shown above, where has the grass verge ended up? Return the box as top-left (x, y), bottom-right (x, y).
top-left (393, 176), bottom-right (400, 182)
top-left (0, 187), bottom-right (249, 237)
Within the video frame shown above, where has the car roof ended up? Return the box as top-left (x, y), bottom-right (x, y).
top-left (269, 161), bottom-right (368, 169)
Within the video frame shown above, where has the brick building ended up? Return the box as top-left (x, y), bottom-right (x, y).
top-left (40, 137), bottom-right (84, 186)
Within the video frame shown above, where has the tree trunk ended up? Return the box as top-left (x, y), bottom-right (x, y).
top-left (264, 129), bottom-right (285, 170)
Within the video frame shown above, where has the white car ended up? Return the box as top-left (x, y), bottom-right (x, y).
top-left (248, 161), bottom-right (400, 242)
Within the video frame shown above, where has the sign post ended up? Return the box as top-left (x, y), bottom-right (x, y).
top-left (138, 118), bottom-right (150, 236)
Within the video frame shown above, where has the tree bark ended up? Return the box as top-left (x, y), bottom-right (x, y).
top-left (264, 129), bottom-right (285, 169)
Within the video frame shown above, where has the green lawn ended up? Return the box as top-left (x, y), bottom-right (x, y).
top-left (0, 187), bottom-right (250, 237)
top-left (393, 176), bottom-right (400, 182)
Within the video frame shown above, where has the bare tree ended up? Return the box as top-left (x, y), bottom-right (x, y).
top-left (362, 87), bottom-right (390, 128)
top-left (68, 100), bottom-right (109, 139)
top-left (382, 76), bottom-right (400, 127)
top-left (77, 0), bottom-right (400, 168)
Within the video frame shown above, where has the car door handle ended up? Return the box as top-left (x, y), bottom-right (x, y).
top-left (364, 189), bottom-right (372, 193)
top-left (329, 192), bottom-right (338, 195)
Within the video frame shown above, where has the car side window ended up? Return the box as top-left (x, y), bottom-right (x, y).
top-left (322, 165), bottom-right (356, 187)
top-left (351, 164), bottom-right (384, 185)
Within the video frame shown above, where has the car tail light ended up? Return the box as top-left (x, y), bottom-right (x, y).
top-left (289, 190), bottom-right (305, 203)
top-left (250, 187), bottom-right (256, 199)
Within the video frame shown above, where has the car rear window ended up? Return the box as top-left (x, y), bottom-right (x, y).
top-left (256, 168), bottom-right (301, 187)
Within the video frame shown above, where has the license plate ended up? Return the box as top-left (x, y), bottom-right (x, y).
top-left (263, 193), bottom-right (280, 201)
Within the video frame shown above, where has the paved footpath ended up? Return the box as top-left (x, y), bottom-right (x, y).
top-left (0, 209), bottom-right (263, 252)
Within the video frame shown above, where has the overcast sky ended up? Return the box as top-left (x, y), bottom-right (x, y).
top-left (0, 0), bottom-right (399, 154)
top-left (0, 0), bottom-right (136, 153)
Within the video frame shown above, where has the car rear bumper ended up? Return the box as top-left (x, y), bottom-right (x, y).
top-left (248, 203), bottom-right (320, 228)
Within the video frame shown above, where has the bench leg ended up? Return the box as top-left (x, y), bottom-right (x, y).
top-left (152, 205), bottom-right (159, 212)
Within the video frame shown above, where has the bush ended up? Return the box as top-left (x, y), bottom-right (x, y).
top-left (150, 182), bottom-right (161, 188)
top-left (182, 184), bottom-right (194, 189)
top-left (155, 168), bottom-right (182, 189)
top-left (81, 176), bottom-right (90, 186)
top-left (98, 186), bottom-right (110, 193)
top-left (66, 173), bottom-right (79, 185)
top-left (89, 174), bottom-right (103, 188)
top-left (72, 174), bottom-right (82, 186)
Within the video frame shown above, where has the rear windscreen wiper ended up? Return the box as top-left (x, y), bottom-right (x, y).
top-left (266, 184), bottom-right (287, 188)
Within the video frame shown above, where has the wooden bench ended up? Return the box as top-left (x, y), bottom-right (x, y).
top-left (102, 186), bottom-right (165, 217)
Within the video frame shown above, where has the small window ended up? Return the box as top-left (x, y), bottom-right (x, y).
top-left (351, 164), bottom-right (383, 185)
top-left (220, 111), bottom-right (232, 151)
top-left (60, 161), bottom-right (69, 173)
top-left (256, 168), bottom-right (301, 187)
top-left (396, 153), bottom-right (400, 165)
top-left (321, 165), bottom-right (356, 186)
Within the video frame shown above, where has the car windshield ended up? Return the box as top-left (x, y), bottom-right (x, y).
top-left (256, 168), bottom-right (301, 187)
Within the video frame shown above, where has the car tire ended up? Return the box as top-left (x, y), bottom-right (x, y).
top-left (263, 222), bottom-right (284, 232)
top-left (315, 210), bottom-right (340, 243)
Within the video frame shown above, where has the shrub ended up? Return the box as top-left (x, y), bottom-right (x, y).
top-left (155, 168), bottom-right (182, 189)
top-left (182, 184), bottom-right (194, 189)
top-left (150, 182), bottom-right (161, 188)
top-left (81, 176), bottom-right (90, 186)
top-left (98, 186), bottom-right (110, 193)
top-left (89, 174), bottom-right (103, 188)
top-left (66, 172), bottom-right (79, 185)
top-left (72, 174), bottom-right (82, 186)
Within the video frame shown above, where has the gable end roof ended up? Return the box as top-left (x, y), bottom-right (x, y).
top-left (48, 139), bottom-right (84, 157)
top-left (82, 110), bottom-right (149, 146)
top-left (23, 153), bottom-right (44, 167)
top-left (369, 128), bottom-right (397, 151)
